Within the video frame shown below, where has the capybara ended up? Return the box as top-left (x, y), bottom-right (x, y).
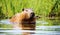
top-left (10, 8), bottom-right (36, 30)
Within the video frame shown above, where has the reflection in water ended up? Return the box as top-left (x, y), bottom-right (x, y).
top-left (0, 29), bottom-right (60, 35)
top-left (0, 30), bottom-right (35, 35)
top-left (21, 30), bottom-right (35, 35)
top-left (22, 32), bottom-right (35, 35)
top-left (22, 32), bottom-right (30, 35)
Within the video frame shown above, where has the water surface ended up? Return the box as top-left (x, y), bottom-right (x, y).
top-left (0, 18), bottom-right (60, 35)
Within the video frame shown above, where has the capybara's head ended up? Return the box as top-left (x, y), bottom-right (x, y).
top-left (22, 8), bottom-right (35, 19)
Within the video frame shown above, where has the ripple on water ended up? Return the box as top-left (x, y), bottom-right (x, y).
top-left (0, 30), bottom-right (60, 35)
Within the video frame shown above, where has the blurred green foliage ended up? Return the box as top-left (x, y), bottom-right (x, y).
top-left (0, 24), bottom-right (12, 28)
top-left (0, 0), bottom-right (59, 19)
top-left (0, 0), bottom-right (60, 27)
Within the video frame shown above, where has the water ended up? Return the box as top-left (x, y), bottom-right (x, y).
top-left (0, 30), bottom-right (60, 35)
top-left (0, 19), bottom-right (60, 35)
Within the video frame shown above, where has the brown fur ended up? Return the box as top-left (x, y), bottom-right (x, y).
top-left (10, 8), bottom-right (36, 30)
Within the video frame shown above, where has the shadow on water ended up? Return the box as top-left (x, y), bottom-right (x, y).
top-left (0, 18), bottom-right (60, 35)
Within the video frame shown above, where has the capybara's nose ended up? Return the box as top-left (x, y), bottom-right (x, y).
top-left (31, 12), bottom-right (35, 16)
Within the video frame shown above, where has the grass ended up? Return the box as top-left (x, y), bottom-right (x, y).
top-left (0, 0), bottom-right (57, 18)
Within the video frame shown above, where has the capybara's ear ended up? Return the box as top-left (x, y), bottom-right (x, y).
top-left (22, 8), bottom-right (24, 11)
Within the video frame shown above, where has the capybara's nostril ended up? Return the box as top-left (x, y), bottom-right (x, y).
top-left (30, 12), bottom-right (35, 19)
top-left (31, 12), bottom-right (35, 16)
